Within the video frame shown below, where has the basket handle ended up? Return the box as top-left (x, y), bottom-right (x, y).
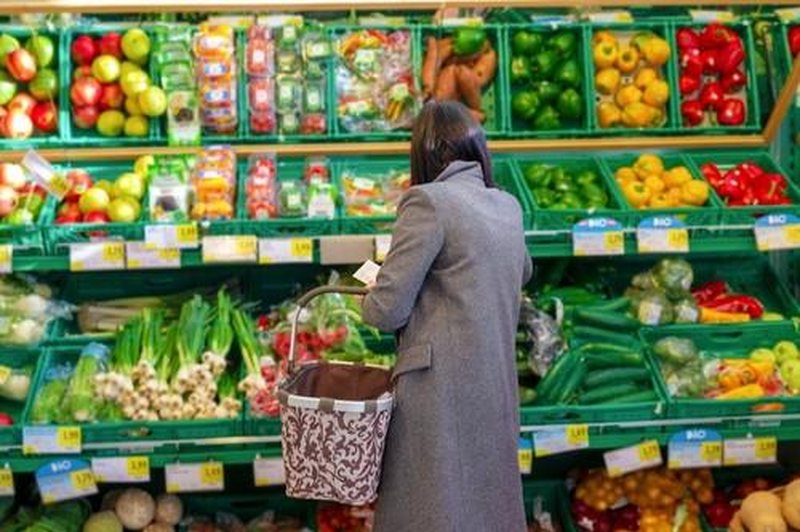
top-left (289, 286), bottom-right (370, 373)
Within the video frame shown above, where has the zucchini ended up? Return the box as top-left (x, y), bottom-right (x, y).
top-left (577, 342), bottom-right (640, 354)
top-left (574, 308), bottom-right (640, 332)
top-left (584, 350), bottom-right (644, 369)
top-left (541, 287), bottom-right (602, 306)
top-left (607, 390), bottom-right (659, 404)
top-left (583, 367), bottom-right (651, 389)
top-left (572, 326), bottom-right (641, 348)
top-left (586, 296), bottom-right (630, 312)
top-left (579, 383), bottom-right (641, 404)
top-left (555, 357), bottom-right (587, 404)
top-left (535, 351), bottom-right (578, 403)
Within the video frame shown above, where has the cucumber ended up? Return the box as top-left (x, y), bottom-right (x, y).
top-left (535, 351), bottom-right (578, 403)
top-left (583, 367), bottom-right (652, 389)
top-left (555, 357), bottom-right (587, 404)
top-left (607, 390), bottom-right (659, 404)
top-left (572, 326), bottom-right (641, 348)
top-left (579, 383), bottom-right (641, 404)
top-left (575, 308), bottom-right (640, 331)
top-left (586, 297), bottom-right (630, 312)
top-left (584, 350), bottom-right (644, 369)
top-left (577, 342), bottom-right (640, 354)
top-left (541, 287), bottom-right (602, 306)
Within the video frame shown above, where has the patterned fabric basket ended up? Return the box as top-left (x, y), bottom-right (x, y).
top-left (277, 286), bottom-right (394, 505)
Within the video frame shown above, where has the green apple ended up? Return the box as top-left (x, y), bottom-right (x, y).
top-left (781, 359), bottom-right (800, 390)
top-left (124, 96), bottom-right (142, 116)
top-left (92, 54), bottom-right (121, 83)
top-left (5, 208), bottom-right (33, 225)
top-left (119, 61), bottom-right (142, 78)
top-left (118, 196), bottom-right (141, 219)
top-left (133, 155), bottom-right (154, 178)
top-left (123, 115), bottom-right (148, 137)
top-left (137, 86), bottom-right (166, 117)
top-left (79, 187), bottom-right (110, 214)
top-left (96, 110), bottom-right (125, 137)
top-left (0, 34), bottom-right (20, 65)
top-left (120, 70), bottom-right (149, 98)
top-left (28, 68), bottom-right (57, 101)
top-left (750, 348), bottom-right (776, 364)
top-left (121, 28), bottom-right (150, 65)
top-left (0, 72), bottom-right (17, 106)
top-left (24, 35), bottom-right (54, 68)
top-left (107, 198), bottom-right (138, 222)
top-left (775, 341), bottom-right (800, 365)
top-left (113, 172), bottom-right (145, 199)
top-left (94, 180), bottom-right (115, 197)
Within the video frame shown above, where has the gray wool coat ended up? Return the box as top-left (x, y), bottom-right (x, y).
top-left (362, 160), bottom-right (532, 532)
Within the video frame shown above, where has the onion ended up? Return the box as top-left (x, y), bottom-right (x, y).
top-left (83, 510), bottom-right (123, 532)
top-left (154, 494), bottom-right (183, 526)
top-left (13, 294), bottom-right (48, 319)
top-left (115, 488), bottom-right (155, 530)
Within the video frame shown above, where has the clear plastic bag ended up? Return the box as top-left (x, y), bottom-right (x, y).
top-left (520, 296), bottom-right (565, 377)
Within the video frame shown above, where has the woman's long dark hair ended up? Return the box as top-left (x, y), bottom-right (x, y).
top-left (410, 100), bottom-right (494, 187)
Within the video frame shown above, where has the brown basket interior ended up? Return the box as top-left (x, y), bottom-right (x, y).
top-left (287, 363), bottom-right (391, 401)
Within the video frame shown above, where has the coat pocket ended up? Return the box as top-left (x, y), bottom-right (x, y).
top-left (391, 343), bottom-right (432, 382)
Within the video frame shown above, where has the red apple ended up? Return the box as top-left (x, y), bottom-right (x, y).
top-left (97, 32), bottom-right (123, 59)
top-left (0, 163), bottom-right (26, 190)
top-left (65, 169), bottom-right (93, 202)
top-left (30, 101), bottom-right (58, 133)
top-left (71, 35), bottom-right (98, 66)
top-left (19, 182), bottom-right (46, 199)
top-left (4, 109), bottom-right (32, 139)
top-left (0, 107), bottom-right (8, 136)
top-left (0, 186), bottom-right (18, 217)
top-left (73, 105), bottom-right (99, 129)
top-left (5, 49), bottom-right (36, 82)
top-left (73, 65), bottom-right (92, 81)
top-left (57, 200), bottom-right (82, 223)
top-left (8, 93), bottom-right (35, 115)
top-left (83, 210), bottom-right (109, 223)
top-left (70, 77), bottom-right (102, 107)
top-left (99, 83), bottom-right (123, 110)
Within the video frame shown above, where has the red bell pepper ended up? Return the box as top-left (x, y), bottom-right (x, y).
top-left (700, 163), bottom-right (724, 187)
top-left (677, 28), bottom-right (701, 50)
top-left (681, 100), bottom-right (705, 126)
top-left (717, 40), bottom-right (745, 74)
top-left (700, 23), bottom-right (738, 48)
top-left (701, 294), bottom-right (764, 318)
top-left (701, 50), bottom-right (719, 74)
top-left (721, 69), bottom-right (747, 93)
top-left (680, 48), bottom-right (704, 78)
top-left (717, 168), bottom-right (746, 200)
top-left (700, 82), bottom-right (724, 110)
top-left (738, 161), bottom-right (765, 183)
top-left (0, 413), bottom-right (12, 426)
top-left (716, 98), bottom-right (745, 126)
top-left (789, 26), bottom-right (800, 57)
top-left (679, 74), bottom-right (701, 95)
top-left (752, 173), bottom-right (788, 204)
top-left (691, 280), bottom-right (730, 304)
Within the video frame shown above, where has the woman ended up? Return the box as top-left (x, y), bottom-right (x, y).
top-left (362, 100), bottom-right (532, 532)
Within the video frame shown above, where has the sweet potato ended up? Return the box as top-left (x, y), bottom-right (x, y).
top-left (421, 37), bottom-right (439, 96)
top-left (433, 64), bottom-right (459, 102)
top-left (455, 65), bottom-right (482, 112)
top-left (437, 38), bottom-right (453, 67)
top-left (473, 46), bottom-right (498, 88)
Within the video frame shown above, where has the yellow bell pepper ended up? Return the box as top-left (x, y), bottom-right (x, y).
top-left (623, 181), bottom-right (651, 208)
top-left (663, 166), bottom-right (693, 188)
top-left (666, 187), bottom-right (684, 205)
top-left (700, 307), bottom-right (751, 324)
top-left (615, 167), bottom-right (638, 184)
top-left (716, 383), bottom-right (765, 400)
top-left (648, 192), bottom-right (673, 209)
top-left (644, 175), bottom-right (666, 195)
top-left (633, 154), bottom-right (664, 179)
top-left (681, 180), bottom-right (710, 206)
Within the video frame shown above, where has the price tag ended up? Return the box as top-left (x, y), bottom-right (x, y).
top-left (165, 462), bottom-right (224, 493)
top-left (92, 456), bottom-right (150, 483)
top-left (604, 440), bottom-right (662, 477)
top-left (637, 217), bottom-right (689, 254)
top-left (374, 235), bottom-right (392, 263)
top-left (69, 242), bottom-right (125, 272)
top-left (689, 10), bottom-right (736, 22)
top-left (145, 224), bottom-right (199, 249)
top-left (23, 426), bottom-right (82, 455)
top-left (0, 366), bottom-right (11, 386)
top-left (253, 457), bottom-right (285, 487)
top-left (35, 459), bottom-right (97, 504)
top-left (0, 245), bottom-right (11, 274)
top-left (258, 238), bottom-right (313, 265)
top-left (202, 236), bottom-right (257, 264)
top-left (440, 16), bottom-right (484, 27)
top-left (723, 437), bottom-right (777, 466)
top-left (776, 8), bottom-right (800, 22)
top-left (754, 214), bottom-right (800, 251)
top-left (668, 429), bottom-right (722, 469)
top-left (573, 218), bottom-right (624, 257)
top-left (518, 436), bottom-right (533, 474)
top-left (587, 11), bottom-right (633, 23)
top-left (0, 468), bottom-right (14, 496)
top-left (126, 242), bottom-right (181, 270)
top-left (533, 424), bottom-right (589, 457)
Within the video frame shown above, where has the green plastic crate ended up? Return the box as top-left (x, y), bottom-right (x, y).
top-left (600, 152), bottom-right (724, 228)
top-left (669, 21), bottom-right (761, 133)
top-left (642, 322), bottom-right (800, 418)
top-left (24, 344), bottom-right (244, 444)
top-left (512, 155), bottom-right (628, 232)
top-left (177, 491), bottom-right (316, 530)
top-left (686, 151), bottom-right (800, 226)
top-left (0, 194), bottom-right (51, 257)
top-left (586, 21), bottom-right (680, 134)
top-left (523, 479), bottom-right (576, 530)
top-left (0, 25), bottom-right (66, 149)
top-left (777, 22), bottom-right (798, 86)
top-left (235, 157), bottom-right (339, 238)
top-left (41, 162), bottom-right (148, 256)
top-left (503, 23), bottom-right (592, 138)
top-left (0, 348), bottom-right (45, 446)
top-left (330, 24), bottom-right (420, 141)
top-left (416, 23), bottom-right (506, 136)
top-left (64, 24), bottom-right (162, 146)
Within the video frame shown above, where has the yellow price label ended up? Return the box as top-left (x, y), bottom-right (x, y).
top-left (667, 229), bottom-right (689, 249)
top-left (755, 437), bottom-right (777, 459)
top-left (700, 441), bottom-right (722, 462)
top-left (176, 224), bottom-right (198, 244)
top-left (102, 243), bottom-right (124, 263)
top-left (157, 249), bottom-right (180, 262)
top-left (126, 457), bottom-right (150, 479)
top-left (166, 482), bottom-right (180, 493)
top-left (200, 463), bottom-right (223, 486)
top-left (604, 231), bottom-right (624, 251)
top-left (234, 237), bottom-right (256, 256)
top-left (22, 445), bottom-right (36, 455)
top-left (566, 425), bottom-right (589, 446)
top-left (0, 469), bottom-right (11, 488)
top-left (638, 441), bottom-right (661, 462)
top-left (785, 225), bottom-right (800, 245)
top-left (518, 448), bottom-right (533, 473)
top-left (0, 366), bottom-right (11, 386)
top-left (0, 245), bottom-right (11, 273)
top-left (70, 469), bottom-right (95, 491)
top-left (56, 427), bottom-right (81, 450)
top-left (290, 238), bottom-right (313, 258)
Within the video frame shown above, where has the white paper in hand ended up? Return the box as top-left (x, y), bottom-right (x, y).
top-left (353, 260), bottom-right (381, 286)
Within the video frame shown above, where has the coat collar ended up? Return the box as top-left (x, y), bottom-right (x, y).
top-left (433, 160), bottom-right (484, 184)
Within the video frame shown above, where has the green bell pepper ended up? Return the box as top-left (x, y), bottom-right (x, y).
top-left (556, 88), bottom-right (583, 120)
top-left (547, 167), bottom-right (566, 184)
top-left (560, 191), bottom-right (584, 209)
top-left (580, 183), bottom-right (608, 205)
top-left (536, 81), bottom-right (561, 104)
top-left (511, 90), bottom-right (540, 120)
top-left (548, 32), bottom-right (577, 57)
top-left (512, 31), bottom-right (543, 56)
top-left (453, 27), bottom-right (487, 56)
top-left (575, 169), bottom-right (599, 186)
top-left (554, 59), bottom-right (581, 88)
top-left (510, 56), bottom-right (533, 85)
top-left (524, 164), bottom-right (551, 188)
top-left (533, 188), bottom-right (556, 208)
top-left (532, 50), bottom-right (558, 80)
top-left (549, 202), bottom-right (568, 210)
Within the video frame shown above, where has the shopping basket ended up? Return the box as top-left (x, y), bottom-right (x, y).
top-left (277, 285), bottom-right (394, 505)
